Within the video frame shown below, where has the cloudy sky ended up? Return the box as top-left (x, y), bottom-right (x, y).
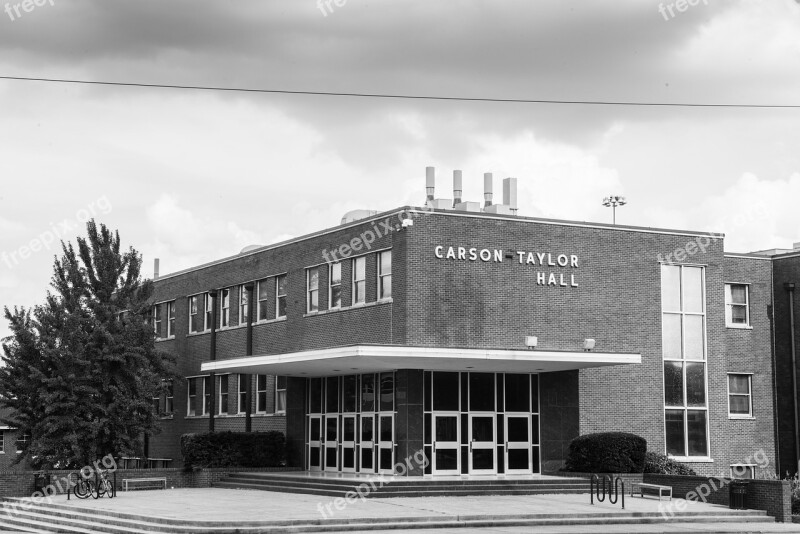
top-left (1, 0), bottom-right (800, 339)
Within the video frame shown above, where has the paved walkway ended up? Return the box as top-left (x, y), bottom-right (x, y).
top-left (44, 488), bottom-right (785, 524)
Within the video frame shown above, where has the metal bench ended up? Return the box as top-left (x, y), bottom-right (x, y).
top-left (631, 482), bottom-right (672, 501)
top-left (122, 477), bottom-right (167, 491)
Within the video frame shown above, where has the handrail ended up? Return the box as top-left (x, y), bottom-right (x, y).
top-left (590, 474), bottom-right (625, 509)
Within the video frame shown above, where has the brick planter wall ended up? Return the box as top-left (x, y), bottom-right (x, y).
top-left (0, 467), bottom-right (299, 499)
top-left (643, 474), bottom-right (791, 522)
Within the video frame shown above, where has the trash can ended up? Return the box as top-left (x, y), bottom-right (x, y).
top-left (33, 472), bottom-right (50, 494)
top-left (729, 479), bottom-right (750, 510)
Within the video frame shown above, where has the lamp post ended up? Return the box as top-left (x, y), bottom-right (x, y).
top-left (602, 195), bottom-right (627, 225)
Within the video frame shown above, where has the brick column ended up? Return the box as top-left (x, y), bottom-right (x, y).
top-left (395, 369), bottom-right (424, 476)
top-left (286, 377), bottom-right (307, 469)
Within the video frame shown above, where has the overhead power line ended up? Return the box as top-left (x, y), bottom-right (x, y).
top-left (0, 75), bottom-right (798, 109)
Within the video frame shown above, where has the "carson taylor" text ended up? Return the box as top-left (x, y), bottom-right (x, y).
top-left (434, 245), bottom-right (579, 288)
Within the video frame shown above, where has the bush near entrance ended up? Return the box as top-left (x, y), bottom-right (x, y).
top-left (643, 451), bottom-right (696, 475)
top-left (565, 432), bottom-right (646, 473)
top-left (181, 431), bottom-right (286, 469)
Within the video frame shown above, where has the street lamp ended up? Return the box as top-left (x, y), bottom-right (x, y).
top-left (602, 195), bottom-right (627, 225)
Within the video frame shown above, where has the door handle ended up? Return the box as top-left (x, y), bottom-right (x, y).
top-left (433, 442), bottom-right (436, 453)
top-left (469, 441), bottom-right (473, 453)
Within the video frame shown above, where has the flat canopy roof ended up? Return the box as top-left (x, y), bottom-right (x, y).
top-left (200, 345), bottom-right (641, 377)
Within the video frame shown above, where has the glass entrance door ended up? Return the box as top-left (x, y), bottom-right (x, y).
top-left (324, 415), bottom-right (338, 472)
top-left (341, 415), bottom-right (356, 472)
top-left (360, 415), bottom-right (375, 473)
top-left (308, 415), bottom-right (322, 471)
top-left (469, 414), bottom-right (496, 474)
top-left (432, 414), bottom-right (460, 475)
top-left (377, 414), bottom-right (394, 474)
top-left (504, 414), bottom-right (532, 474)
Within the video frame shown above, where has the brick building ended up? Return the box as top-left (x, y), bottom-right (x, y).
top-left (141, 169), bottom-right (799, 479)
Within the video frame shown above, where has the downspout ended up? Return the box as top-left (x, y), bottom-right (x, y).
top-left (209, 290), bottom-right (218, 432)
top-left (245, 283), bottom-right (255, 433)
top-left (786, 282), bottom-right (799, 474)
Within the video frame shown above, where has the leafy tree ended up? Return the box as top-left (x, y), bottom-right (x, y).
top-left (1, 220), bottom-right (176, 468)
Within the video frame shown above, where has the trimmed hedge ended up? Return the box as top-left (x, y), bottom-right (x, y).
top-left (643, 451), bottom-right (696, 475)
top-left (565, 432), bottom-right (647, 473)
top-left (181, 431), bottom-right (286, 469)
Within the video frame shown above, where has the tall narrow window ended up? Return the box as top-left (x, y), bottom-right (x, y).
top-left (187, 378), bottom-right (197, 416)
top-left (165, 380), bottom-right (174, 413)
top-left (725, 284), bottom-right (750, 327)
top-left (189, 296), bottom-right (200, 333)
top-left (329, 263), bottom-right (342, 309)
top-left (153, 304), bottom-right (162, 338)
top-left (220, 289), bottom-right (230, 327)
top-left (257, 279), bottom-right (269, 321)
top-left (166, 301), bottom-right (175, 337)
top-left (307, 267), bottom-right (319, 313)
top-left (203, 376), bottom-right (212, 415)
top-left (728, 374), bottom-right (753, 417)
top-left (219, 375), bottom-right (229, 415)
top-left (152, 394), bottom-right (160, 414)
top-left (661, 264), bottom-right (708, 458)
top-left (204, 293), bottom-right (213, 331)
top-left (378, 250), bottom-right (392, 300)
top-left (256, 375), bottom-right (268, 413)
top-left (276, 275), bottom-right (287, 318)
top-left (352, 257), bottom-right (366, 305)
top-left (16, 432), bottom-right (30, 453)
top-left (275, 376), bottom-right (287, 414)
top-left (238, 375), bottom-right (248, 414)
top-left (239, 285), bottom-right (249, 325)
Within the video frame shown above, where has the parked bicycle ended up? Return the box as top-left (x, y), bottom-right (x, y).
top-left (69, 469), bottom-right (115, 499)
top-left (93, 468), bottom-right (115, 499)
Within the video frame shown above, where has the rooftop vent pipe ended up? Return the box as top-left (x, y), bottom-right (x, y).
top-left (453, 170), bottom-right (463, 206)
top-left (484, 173), bottom-right (493, 207)
top-left (503, 177), bottom-right (518, 215)
top-left (426, 166), bottom-right (435, 201)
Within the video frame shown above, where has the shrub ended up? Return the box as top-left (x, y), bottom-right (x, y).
top-left (643, 451), bottom-right (696, 476)
top-left (181, 431), bottom-right (285, 469)
top-left (565, 432), bottom-right (646, 473)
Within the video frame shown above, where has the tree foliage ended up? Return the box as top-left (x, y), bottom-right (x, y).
top-left (1, 220), bottom-right (176, 468)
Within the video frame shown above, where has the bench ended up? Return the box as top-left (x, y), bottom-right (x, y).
top-left (631, 482), bottom-right (672, 501)
top-left (122, 477), bottom-right (167, 491)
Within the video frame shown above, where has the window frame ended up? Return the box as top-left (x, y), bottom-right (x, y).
top-left (275, 376), bottom-right (287, 415)
top-left (202, 376), bottom-right (212, 416)
top-left (329, 262), bottom-right (342, 310)
top-left (153, 304), bottom-right (162, 338)
top-left (661, 264), bottom-right (710, 459)
top-left (725, 283), bottom-right (751, 328)
top-left (165, 380), bottom-right (174, 414)
top-left (307, 267), bottom-right (319, 313)
top-left (15, 431), bottom-right (30, 454)
top-left (204, 293), bottom-right (213, 332)
top-left (218, 374), bottom-right (229, 415)
top-left (257, 279), bottom-right (269, 322)
top-left (166, 301), bottom-right (176, 338)
top-left (187, 377), bottom-right (198, 416)
top-left (238, 374), bottom-right (248, 414)
top-left (239, 285), bottom-right (250, 326)
top-left (378, 250), bottom-right (392, 300)
top-left (276, 275), bottom-right (287, 319)
top-left (256, 374), bottom-right (268, 414)
top-left (188, 295), bottom-right (200, 333)
top-left (352, 256), bottom-right (366, 305)
top-left (727, 373), bottom-right (753, 418)
top-left (220, 289), bottom-right (230, 328)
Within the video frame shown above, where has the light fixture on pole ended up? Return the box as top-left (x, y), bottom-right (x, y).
top-left (602, 195), bottom-right (627, 225)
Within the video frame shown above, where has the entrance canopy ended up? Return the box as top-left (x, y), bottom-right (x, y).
top-left (200, 344), bottom-right (641, 376)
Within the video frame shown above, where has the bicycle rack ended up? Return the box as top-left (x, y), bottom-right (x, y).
top-left (590, 474), bottom-right (625, 509)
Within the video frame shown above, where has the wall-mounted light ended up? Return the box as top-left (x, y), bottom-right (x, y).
top-left (525, 336), bottom-right (538, 350)
top-left (583, 338), bottom-right (596, 352)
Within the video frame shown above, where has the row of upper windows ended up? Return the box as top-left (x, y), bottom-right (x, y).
top-left (151, 251), bottom-right (391, 338)
top-left (150, 375), bottom-right (286, 417)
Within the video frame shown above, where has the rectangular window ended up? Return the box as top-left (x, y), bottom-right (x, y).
top-left (204, 293), bottom-right (213, 331)
top-left (307, 267), bottom-right (319, 313)
top-left (661, 264), bottom-right (709, 458)
top-left (189, 295), bottom-right (200, 333)
top-left (256, 375), bottom-right (268, 413)
top-left (221, 289), bottom-right (230, 328)
top-left (165, 380), bottom-right (174, 414)
top-left (166, 301), bottom-right (175, 338)
top-left (219, 375), bottom-right (229, 415)
top-left (16, 432), bottom-right (30, 453)
top-left (203, 376), bottom-right (212, 415)
top-left (352, 257), bottom-right (366, 305)
top-left (152, 394), bottom-right (160, 414)
top-left (187, 378), bottom-right (197, 416)
top-left (378, 250), bottom-right (392, 300)
top-left (238, 374), bottom-right (248, 414)
top-left (728, 374), bottom-right (753, 417)
top-left (276, 376), bottom-right (287, 414)
top-left (276, 275), bottom-right (287, 319)
top-left (725, 284), bottom-right (750, 327)
top-left (239, 285), bottom-right (250, 325)
top-left (329, 263), bottom-right (342, 309)
top-left (257, 279), bottom-right (269, 321)
top-left (153, 304), bottom-right (162, 338)
top-left (0, 431), bottom-right (4, 453)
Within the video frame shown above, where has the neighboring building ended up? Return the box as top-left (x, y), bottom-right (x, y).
top-left (142, 169), bottom-right (794, 479)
